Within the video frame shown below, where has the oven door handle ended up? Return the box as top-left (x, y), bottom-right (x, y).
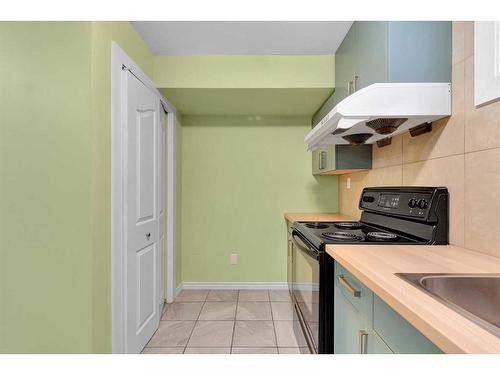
top-left (292, 230), bottom-right (319, 260)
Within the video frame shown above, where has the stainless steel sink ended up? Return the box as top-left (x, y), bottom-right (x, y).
top-left (396, 273), bottom-right (500, 337)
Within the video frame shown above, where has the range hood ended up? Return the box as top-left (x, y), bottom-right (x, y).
top-left (305, 82), bottom-right (451, 150)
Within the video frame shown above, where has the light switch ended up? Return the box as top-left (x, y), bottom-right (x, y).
top-left (230, 254), bottom-right (238, 265)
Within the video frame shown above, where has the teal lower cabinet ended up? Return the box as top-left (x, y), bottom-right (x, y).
top-left (334, 262), bottom-right (443, 354)
top-left (367, 331), bottom-right (393, 354)
top-left (372, 295), bottom-right (442, 354)
top-left (334, 280), bottom-right (367, 353)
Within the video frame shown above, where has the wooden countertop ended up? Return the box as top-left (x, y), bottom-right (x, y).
top-left (284, 212), bottom-right (355, 222)
top-left (326, 244), bottom-right (500, 354)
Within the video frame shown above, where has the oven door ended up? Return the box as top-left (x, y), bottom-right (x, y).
top-left (292, 230), bottom-right (320, 353)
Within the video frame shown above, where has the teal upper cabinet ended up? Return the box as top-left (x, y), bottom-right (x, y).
top-left (354, 22), bottom-right (389, 89)
top-left (334, 23), bottom-right (357, 105)
top-left (332, 21), bottom-right (451, 105)
top-left (387, 22), bottom-right (452, 83)
top-left (310, 21), bottom-right (450, 175)
top-left (336, 21), bottom-right (388, 101)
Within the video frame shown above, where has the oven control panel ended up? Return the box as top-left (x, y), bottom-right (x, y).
top-left (359, 189), bottom-right (435, 218)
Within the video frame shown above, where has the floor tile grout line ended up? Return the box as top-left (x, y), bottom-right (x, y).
top-left (182, 294), bottom-right (207, 353)
top-left (269, 290), bottom-right (279, 349)
top-left (229, 290), bottom-right (240, 352)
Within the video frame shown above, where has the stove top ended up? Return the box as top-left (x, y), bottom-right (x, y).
top-left (293, 187), bottom-right (449, 251)
top-left (295, 220), bottom-right (419, 249)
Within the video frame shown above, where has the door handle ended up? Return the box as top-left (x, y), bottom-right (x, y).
top-left (337, 275), bottom-right (361, 297)
top-left (359, 330), bottom-right (368, 354)
top-left (146, 233), bottom-right (151, 240)
top-left (292, 232), bottom-right (319, 260)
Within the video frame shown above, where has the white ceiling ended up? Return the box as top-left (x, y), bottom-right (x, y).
top-left (131, 21), bottom-right (353, 55)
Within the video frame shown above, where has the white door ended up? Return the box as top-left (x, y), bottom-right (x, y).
top-left (158, 108), bottom-right (166, 308)
top-left (125, 71), bottom-right (161, 353)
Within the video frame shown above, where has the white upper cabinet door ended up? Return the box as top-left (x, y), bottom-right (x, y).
top-left (125, 71), bottom-right (161, 353)
top-left (474, 21), bottom-right (500, 106)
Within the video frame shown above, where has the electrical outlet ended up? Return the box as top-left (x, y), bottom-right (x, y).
top-left (230, 254), bottom-right (238, 265)
top-left (347, 177), bottom-right (351, 190)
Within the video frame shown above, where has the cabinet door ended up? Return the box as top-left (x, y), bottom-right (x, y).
top-left (312, 147), bottom-right (326, 175)
top-left (354, 21), bottom-right (388, 90)
top-left (387, 21), bottom-right (452, 83)
top-left (334, 22), bottom-right (357, 105)
top-left (312, 145), bottom-right (336, 175)
top-left (367, 331), bottom-right (393, 354)
top-left (334, 282), bottom-right (366, 353)
top-left (334, 263), bottom-right (373, 353)
top-left (373, 295), bottom-right (443, 354)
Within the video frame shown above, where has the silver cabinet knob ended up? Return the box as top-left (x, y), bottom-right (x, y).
top-left (146, 233), bottom-right (151, 240)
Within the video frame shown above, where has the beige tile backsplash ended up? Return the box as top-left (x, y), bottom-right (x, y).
top-left (339, 21), bottom-right (500, 258)
top-left (373, 134), bottom-right (403, 168)
top-left (464, 148), bottom-right (500, 258)
top-left (452, 21), bottom-right (465, 65)
top-left (401, 60), bottom-right (465, 164)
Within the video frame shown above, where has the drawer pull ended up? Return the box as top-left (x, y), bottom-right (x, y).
top-left (337, 275), bottom-right (361, 297)
top-left (359, 330), bottom-right (368, 354)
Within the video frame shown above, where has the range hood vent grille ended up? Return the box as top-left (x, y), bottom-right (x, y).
top-left (342, 133), bottom-right (373, 145)
top-left (365, 118), bottom-right (408, 135)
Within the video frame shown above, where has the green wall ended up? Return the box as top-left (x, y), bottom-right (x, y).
top-left (180, 116), bottom-right (338, 283)
top-left (0, 21), bottom-right (154, 353)
top-left (156, 55), bottom-right (335, 118)
top-left (156, 54), bottom-right (338, 286)
top-left (154, 55), bottom-right (334, 88)
top-left (0, 22), bottom-right (94, 353)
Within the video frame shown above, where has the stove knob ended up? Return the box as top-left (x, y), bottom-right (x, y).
top-left (363, 195), bottom-right (375, 203)
top-left (408, 198), bottom-right (418, 208)
top-left (417, 199), bottom-right (428, 209)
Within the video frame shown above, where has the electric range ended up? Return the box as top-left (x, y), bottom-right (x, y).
top-left (290, 187), bottom-right (449, 354)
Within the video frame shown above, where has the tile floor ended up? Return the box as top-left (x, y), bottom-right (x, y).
top-left (142, 289), bottom-right (310, 354)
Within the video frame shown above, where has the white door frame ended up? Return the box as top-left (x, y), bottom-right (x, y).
top-left (111, 42), bottom-right (177, 353)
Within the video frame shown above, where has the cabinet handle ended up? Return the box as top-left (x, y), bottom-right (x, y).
top-left (359, 330), bottom-right (368, 354)
top-left (353, 75), bottom-right (359, 92)
top-left (347, 80), bottom-right (353, 95)
top-left (337, 275), bottom-right (361, 297)
top-left (319, 151), bottom-right (327, 170)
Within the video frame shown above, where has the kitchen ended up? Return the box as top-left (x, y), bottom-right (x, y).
top-left (1, 1), bottom-right (500, 372)
top-left (139, 20), bottom-right (500, 355)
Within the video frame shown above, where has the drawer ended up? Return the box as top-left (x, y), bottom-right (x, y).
top-left (373, 294), bottom-right (442, 354)
top-left (334, 262), bottom-right (373, 322)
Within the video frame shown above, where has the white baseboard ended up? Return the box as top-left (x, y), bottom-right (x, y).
top-left (175, 283), bottom-right (183, 297)
top-left (178, 282), bottom-right (288, 290)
